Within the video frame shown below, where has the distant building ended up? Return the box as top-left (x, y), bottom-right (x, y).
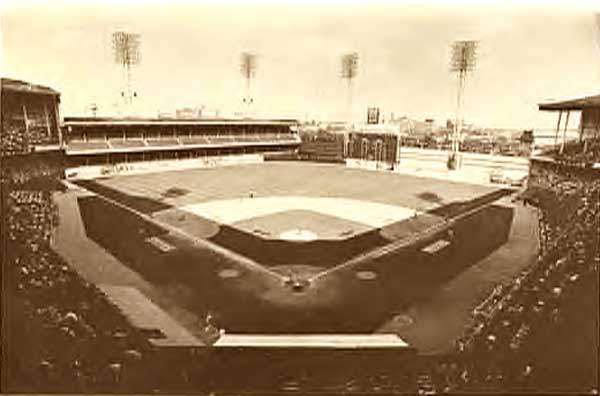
top-left (367, 107), bottom-right (381, 124)
top-left (157, 112), bottom-right (173, 119)
top-left (176, 107), bottom-right (203, 119)
top-left (424, 119), bottom-right (435, 134)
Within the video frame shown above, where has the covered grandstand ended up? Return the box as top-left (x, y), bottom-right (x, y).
top-left (1, 78), bottom-right (63, 156)
top-left (62, 116), bottom-right (300, 171)
top-left (538, 94), bottom-right (600, 166)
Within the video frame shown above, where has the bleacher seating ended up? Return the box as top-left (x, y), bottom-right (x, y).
top-left (1, 79), bottom-right (61, 157)
top-left (179, 136), bottom-right (210, 145)
top-left (108, 139), bottom-right (146, 149)
top-left (1, 123), bottom-right (29, 156)
top-left (2, 159), bottom-right (153, 393)
top-left (145, 139), bottom-right (180, 147)
top-left (418, 158), bottom-right (599, 394)
top-left (67, 141), bottom-right (110, 151)
top-left (542, 138), bottom-right (600, 167)
top-left (65, 132), bottom-right (298, 154)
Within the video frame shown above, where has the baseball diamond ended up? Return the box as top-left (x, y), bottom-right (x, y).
top-left (64, 162), bottom-right (524, 338)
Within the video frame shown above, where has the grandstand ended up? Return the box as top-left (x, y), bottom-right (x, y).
top-left (63, 117), bottom-right (300, 176)
top-left (412, 98), bottom-right (600, 394)
top-left (1, 78), bottom-right (63, 156)
top-left (538, 93), bottom-right (600, 167)
top-left (1, 80), bottom-right (155, 393)
top-left (64, 117), bottom-right (299, 155)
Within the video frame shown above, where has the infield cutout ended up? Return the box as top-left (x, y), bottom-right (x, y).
top-left (181, 196), bottom-right (418, 228)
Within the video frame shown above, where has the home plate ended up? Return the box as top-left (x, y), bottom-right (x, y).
top-left (356, 270), bottom-right (378, 280)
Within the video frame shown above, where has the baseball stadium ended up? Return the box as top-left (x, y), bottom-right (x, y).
top-left (2, 77), bottom-right (598, 395)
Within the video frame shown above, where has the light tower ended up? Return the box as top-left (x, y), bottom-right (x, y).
top-left (449, 40), bottom-right (478, 169)
top-left (341, 52), bottom-right (359, 123)
top-left (240, 52), bottom-right (257, 117)
top-left (112, 31), bottom-right (141, 115)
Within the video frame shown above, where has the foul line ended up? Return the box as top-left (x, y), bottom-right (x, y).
top-left (308, 199), bottom-right (509, 283)
top-left (76, 186), bottom-right (288, 283)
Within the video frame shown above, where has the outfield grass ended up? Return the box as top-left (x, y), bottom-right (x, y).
top-left (85, 162), bottom-right (498, 211)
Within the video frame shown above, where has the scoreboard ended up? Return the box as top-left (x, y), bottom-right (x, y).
top-left (367, 107), bottom-right (380, 124)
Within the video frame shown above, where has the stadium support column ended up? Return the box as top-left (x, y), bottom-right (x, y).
top-left (395, 131), bottom-right (401, 167)
top-left (346, 78), bottom-right (353, 123)
top-left (555, 110), bottom-right (563, 149)
top-left (44, 104), bottom-right (52, 139)
top-left (343, 132), bottom-right (348, 159)
top-left (579, 111), bottom-right (584, 144)
top-left (560, 111), bottom-right (570, 154)
top-left (22, 104), bottom-right (30, 135)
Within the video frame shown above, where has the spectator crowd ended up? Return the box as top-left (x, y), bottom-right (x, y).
top-left (418, 158), bottom-right (599, 394)
top-left (546, 137), bottom-right (600, 168)
top-left (1, 116), bottom-right (58, 157)
top-left (2, 159), bottom-right (154, 393)
top-left (2, 126), bottom-right (598, 394)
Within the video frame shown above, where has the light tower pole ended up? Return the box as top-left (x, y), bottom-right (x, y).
top-left (240, 52), bottom-right (257, 118)
top-left (341, 52), bottom-right (359, 123)
top-left (449, 40), bottom-right (478, 169)
top-left (112, 31), bottom-right (141, 115)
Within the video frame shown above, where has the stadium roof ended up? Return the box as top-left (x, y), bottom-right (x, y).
top-left (64, 116), bottom-right (298, 126)
top-left (1, 78), bottom-right (60, 96)
top-left (538, 93), bottom-right (600, 111)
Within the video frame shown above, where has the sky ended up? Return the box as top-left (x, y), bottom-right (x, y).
top-left (1, 0), bottom-right (600, 129)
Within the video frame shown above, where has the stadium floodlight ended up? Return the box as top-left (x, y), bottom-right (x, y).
top-left (341, 52), bottom-right (359, 122)
top-left (240, 52), bottom-right (257, 117)
top-left (449, 40), bottom-right (478, 168)
top-left (112, 31), bottom-right (141, 111)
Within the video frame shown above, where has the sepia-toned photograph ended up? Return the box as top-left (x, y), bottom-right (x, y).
top-left (1, 1), bottom-right (598, 394)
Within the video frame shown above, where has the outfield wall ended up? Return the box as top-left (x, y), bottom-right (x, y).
top-left (64, 145), bottom-right (529, 187)
top-left (65, 154), bottom-right (264, 179)
top-left (347, 148), bottom-right (530, 185)
top-left (399, 148), bottom-right (529, 173)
